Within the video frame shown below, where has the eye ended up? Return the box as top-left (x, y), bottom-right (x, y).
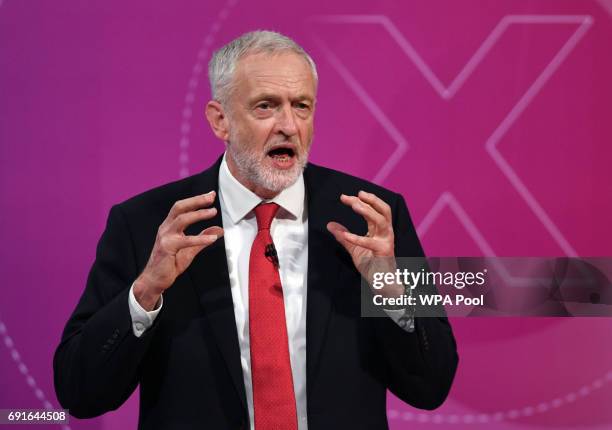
top-left (256, 102), bottom-right (272, 110)
top-left (295, 102), bottom-right (310, 110)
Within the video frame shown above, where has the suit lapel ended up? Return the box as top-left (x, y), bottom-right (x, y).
top-left (184, 157), bottom-right (248, 412)
top-left (304, 165), bottom-right (344, 396)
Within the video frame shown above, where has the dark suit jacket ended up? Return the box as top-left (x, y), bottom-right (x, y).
top-left (54, 157), bottom-right (458, 429)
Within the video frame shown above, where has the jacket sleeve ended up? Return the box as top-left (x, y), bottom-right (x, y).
top-left (53, 204), bottom-right (160, 418)
top-left (371, 194), bottom-right (458, 410)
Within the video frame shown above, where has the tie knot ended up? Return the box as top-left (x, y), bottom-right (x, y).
top-left (254, 203), bottom-right (279, 231)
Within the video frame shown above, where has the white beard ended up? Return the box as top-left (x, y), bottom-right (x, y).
top-left (227, 133), bottom-right (310, 195)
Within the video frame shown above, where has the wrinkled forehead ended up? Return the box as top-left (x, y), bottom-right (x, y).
top-left (232, 51), bottom-right (317, 100)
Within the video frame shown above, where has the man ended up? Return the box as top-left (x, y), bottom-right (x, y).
top-left (54, 31), bottom-right (458, 429)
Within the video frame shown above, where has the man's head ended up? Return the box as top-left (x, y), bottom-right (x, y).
top-left (205, 31), bottom-right (318, 198)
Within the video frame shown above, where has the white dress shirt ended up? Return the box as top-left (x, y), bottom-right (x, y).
top-left (129, 154), bottom-right (309, 429)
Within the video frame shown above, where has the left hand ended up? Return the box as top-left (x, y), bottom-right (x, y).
top-left (327, 191), bottom-right (402, 297)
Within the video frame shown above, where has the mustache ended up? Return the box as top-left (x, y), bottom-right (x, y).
top-left (264, 139), bottom-right (299, 148)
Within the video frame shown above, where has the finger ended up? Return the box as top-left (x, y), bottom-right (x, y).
top-left (168, 207), bottom-right (218, 232)
top-left (176, 226), bottom-right (223, 265)
top-left (342, 230), bottom-right (379, 249)
top-left (179, 234), bottom-right (220, 248)
top-left (340, 194), bottom-right (386, 232)
top-left (166, 233), bottom-right (219, 251)
top-left (357, 191), bottom-right (392, 222)
top-left (172, 225), bottom-right (224, 249)
top-left (326, 221), bottom-right (355, 253)
top-left (166, 191), bottom-right (216, 222)
top-left (201, 225), bottom-right (224, 238)
top-left (179, 226), bottom-right (224, 248)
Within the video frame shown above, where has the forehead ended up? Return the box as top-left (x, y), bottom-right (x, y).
top-left (233, 51), bottom-right (316, 99)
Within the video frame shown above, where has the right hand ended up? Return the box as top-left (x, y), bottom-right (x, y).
top-left (134, 191), bottom-right (223, 310)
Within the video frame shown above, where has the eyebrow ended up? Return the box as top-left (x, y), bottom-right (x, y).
top-left (248, 93), bottom-right (314, 104)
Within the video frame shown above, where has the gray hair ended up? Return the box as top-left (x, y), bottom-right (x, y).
top-left (208, 30), bottom-right (318, 106)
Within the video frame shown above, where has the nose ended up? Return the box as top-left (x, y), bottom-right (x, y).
top-left (276, 104), bottom-right (298, 138)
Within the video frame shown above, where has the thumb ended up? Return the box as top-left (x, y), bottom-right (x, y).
top-left (201, 225), bottom-right (224, 238)
top-left (178, 226), bottom-right (224, 268)
top-left (327, 221), bottom-right (355, 254)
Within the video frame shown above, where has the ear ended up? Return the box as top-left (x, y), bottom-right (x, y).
top-left (205, 100), bottom-right (230, 141)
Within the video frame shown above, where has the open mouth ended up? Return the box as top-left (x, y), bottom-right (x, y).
top-left (267, 146), bottom-right (296, 163)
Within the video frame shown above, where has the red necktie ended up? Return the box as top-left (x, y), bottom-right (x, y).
top-left (249, 203), bottom-right (298, 429)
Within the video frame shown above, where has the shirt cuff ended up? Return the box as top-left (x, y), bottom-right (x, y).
top-left (128, 282), bottom-right (163, 338)
top-left (384, 308), bottom-right (415, 333)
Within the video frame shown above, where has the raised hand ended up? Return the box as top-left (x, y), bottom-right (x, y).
top-left (133, 191), bottom-right (223, 310)
top-left (327, 191), bottom-right (402, 298)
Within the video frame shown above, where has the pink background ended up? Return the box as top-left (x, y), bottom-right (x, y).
top-left (1, 0), bottom-right (611, 428)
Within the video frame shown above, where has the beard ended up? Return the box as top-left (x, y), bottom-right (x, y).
top-left (227, 131), bottom-right (310, 195)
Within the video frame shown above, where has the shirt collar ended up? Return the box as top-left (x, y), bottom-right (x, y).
top-left (218, 152), bottom-right (305, 224)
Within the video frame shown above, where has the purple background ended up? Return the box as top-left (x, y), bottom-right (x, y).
top-left (1, 0), bottom-right (612, 428)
